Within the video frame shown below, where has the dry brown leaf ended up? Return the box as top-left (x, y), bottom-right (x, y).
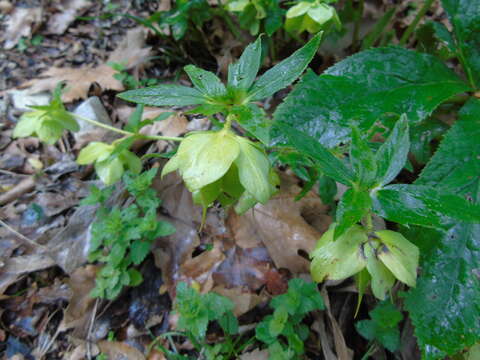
top-left (3, 7), bottom-right (42, 49)
top-left (239, 349), bottom-right (270, 360)
top-left (0, 253), bottom-right (55, 294)
top-left (98, 341), bottom-right (145, 360)
top-left (212, 286), bottom-right (266, 317)
top-left (21, 27), bottom-right (151, 102)
top-left (229, 174), bottom-right (332, 274)
top-left (59, 265), bottom-right (98, 333)
top-left (47, 0), bottom-right (92, 35)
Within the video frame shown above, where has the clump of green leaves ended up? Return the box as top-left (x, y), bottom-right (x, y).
top-left (84, 168), bottom-right (175, 299)
top-left (255, 278), bottom-right (324, 359)
top-left (13, 84), bottom-right (79, 145)
top-left (168, 282), bottom-right (243, 360)
top-left (109, 61), bottom-right (159, 90)
top-left (355, 301), bottom-right (403, 354)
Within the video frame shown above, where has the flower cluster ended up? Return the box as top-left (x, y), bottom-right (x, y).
top-left (311, 223), bottom-right (419, 300)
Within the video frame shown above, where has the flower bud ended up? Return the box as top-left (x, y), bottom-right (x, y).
top-left (375, 230), bottom-right (419, 287)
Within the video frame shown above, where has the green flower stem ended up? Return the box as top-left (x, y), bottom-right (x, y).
top-left (399, 0), bottom-right (435, 46)
top-left (71, 113), bottom-right (182, 142)
top-left (352, 0), bottom-right (365, 48)
top-left (71, 112), bottom-right (133, 136)
top-left (222, 113), bottom-right (236, 132)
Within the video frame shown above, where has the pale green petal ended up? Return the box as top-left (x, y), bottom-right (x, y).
top-left (77, 142), bottom-right (113, 165)
top-left (307, 3), bottom-right (334, 25)
top-left (161, 154), bottom-right (180, 177)
top-left (286, 2), bottom-right (312, 18)
top-left (364, 242), bottom-right (395, 300)
top-left (180, 131), bottom-right (240, 191)
top-left (120, 150), bottom-right (142, 174)
top-left (13, 112), bottom-right (41, 138)
top-left (376, 230), bottom-right (419, 287)
top-left (234, 191), bottom-right (258, 214)
top-left (95, 158), bottom-right (124, 185)
top-left (310, 225), bottom-right (367, 282)
top-left (234, 137), bottom-right (271, 203)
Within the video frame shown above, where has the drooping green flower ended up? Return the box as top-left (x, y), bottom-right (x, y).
top-left (285, 0), bottom-right (340, 37)
top-left (162, 130), bottom-right (277, 213)
top-left (13, 84), bottom-right (79, 145)
top-left (310, 223), bottom-right (419, 299)
top-left (77, 141), bottom-right (142, 185)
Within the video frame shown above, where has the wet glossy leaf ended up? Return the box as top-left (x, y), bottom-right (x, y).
top-left (272, 47), bottom-right (468, 147)
top-left (335, 188), bottom-right (371, 239)
top-left (248, 33), bottom-right (322, 101)
top-left (276, 122), bottom-right (355, 186)
top-left (372, 184), bottom-right (480, 228)
top-left (375, 115), bottom-right (410, 186)
top-left (231, 104), bottom-right (271, 145)
top-left (442, 0), bottom-right (480, 88)
top-left (228, 36), bottom-right (262, 90)
top-left (184, 65), bottom-right (227, 98)
top-left (403, 99), bottom-right (480, 359)
top-left (349, 125), bottom-right (377, 187)
top-left (118, 84), bottom-right (205, 106)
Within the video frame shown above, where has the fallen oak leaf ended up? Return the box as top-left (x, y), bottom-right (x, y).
top-left (20, 27), bottom-right (152, 102)
top-left (47, 0), bottom-right (92, 35)
top-left (2, 7), bottom-right (42, 49)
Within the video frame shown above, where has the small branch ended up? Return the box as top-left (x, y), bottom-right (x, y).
top-left (139, 134), bottom-right (183, 142)
top-left (0, 218), bottom-right (48, 251)
top-left (399, 0), bottom-right (435, 46)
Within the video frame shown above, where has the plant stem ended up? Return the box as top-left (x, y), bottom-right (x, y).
top-left (71, 113), bottom-right (182, 142)
top-left (71, 113), bottom-right (133, 136)
top-left (222, 113), bottom-right (235, 132)
top-left (352, 0), bottom-right (365, 48)
top-left (360, 342), bottom-right (377, 360)
top-left (399, 0), bottom-right (435, 46)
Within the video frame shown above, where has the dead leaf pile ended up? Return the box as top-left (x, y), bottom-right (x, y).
top-left (20, 27), bottom-right (152, 102)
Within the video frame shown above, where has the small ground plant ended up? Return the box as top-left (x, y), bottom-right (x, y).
top-left (11, 1), bottom-right (480, 356)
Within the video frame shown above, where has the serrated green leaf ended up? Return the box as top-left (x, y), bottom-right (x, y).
top-left (228, 36), bottom-right (262, 90)
top-left (403, 98), bottom-right (480, 359)
top-left (130, 240), bottom-right (151, 265)
top-left (248, 33), bottom-right (322, 101)
top-left (276, 123), bottom-right (355, 186)
top-left (441, 0), bottom-right (480, 88)
top-left (218, 311), bottom-right (239, 335)
top-left (118, 84), bottom-right (205, 107)
top-left (372, 184), bottom-right (480, 228)
top-left (184, 65), bottom-right (227, 98)
top-left (375, 114), bottom-right (410, 186)
top-left (335, 188), bottom-right (372, 239)
top-left (128, 268), bottom-right (143, 286)
top-left (272, 47), bottom-right (469, 148)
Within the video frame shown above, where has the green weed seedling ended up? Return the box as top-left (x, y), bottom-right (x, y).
top-left (255, 278), bottom-right (324, 359)
top-left (83, 169), bottom-right (175, 299)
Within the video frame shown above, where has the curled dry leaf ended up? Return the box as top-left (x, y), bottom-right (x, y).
top-left (212, 286), bottom-right (266, 317)
top-left (59, 265), bottom-right (98, 334)
top-left (228, 174), bottom-right (332, 273)
top-left (47, 0), bottom-right (92, 35)
top-left (98, 341), bottom-right (145, 360)
top-left (20, 28), bottom-right (152, 102)
top-left (3, 7), bottom-right (42, 49)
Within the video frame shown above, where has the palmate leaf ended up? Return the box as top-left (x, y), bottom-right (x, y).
top-left (403, 98), bottom-right (480, 359)
top-left (272, 47), bottom-right (469, 148)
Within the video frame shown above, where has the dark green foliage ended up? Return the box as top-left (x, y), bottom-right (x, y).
top-left (356, 302), bottom-right (403, 353)
top-left (256, 278), bottom-right (324, 359)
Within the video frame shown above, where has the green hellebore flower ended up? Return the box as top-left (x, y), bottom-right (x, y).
top-left (77, 141), bottom-right (142, 185)
top-left (162, 130), bottom-right (277, 213)
top-left (285, 0), bottom-right (341, 36)
top-left (375, 230), bottom-right (419, 288)
top-left (363, 241), bottom-right (396, 300)
top-left (310, 223), bottom-right (368, 282)
top-left (13, 108), bottom-right (79, 145)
